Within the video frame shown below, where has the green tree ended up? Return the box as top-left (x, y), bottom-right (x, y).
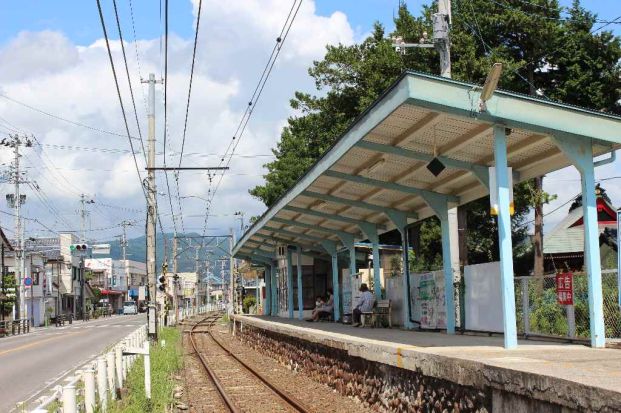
top-left (1, 273), bottom-right (16, 318)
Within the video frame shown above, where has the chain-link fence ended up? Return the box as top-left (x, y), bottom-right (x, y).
top-left (514, 270), bottom-right (621, 341)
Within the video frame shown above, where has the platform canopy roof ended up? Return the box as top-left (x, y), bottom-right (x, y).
top-left (233, 71), bottom-right (621, 261)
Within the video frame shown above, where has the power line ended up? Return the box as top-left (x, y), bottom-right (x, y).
top-left (199, 0), bottom-right (303, 247)
top-left (174, 0), bottom-right (204, 239)
top-left (112, 0), bottom-right (147, 164)
top-left (95, 0), bottom-right (148, 205)
top-left (128, 0), bottom-right (149, 112)
top-left (161, 0), bottom-right (181, 236)
top-left (178, 0), bottom-right (203, 169)
top-left (0, 93), bottom-right (139, 141)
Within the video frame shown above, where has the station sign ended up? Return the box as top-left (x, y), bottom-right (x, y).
top-left (555, 272), bottom-right (573, 305)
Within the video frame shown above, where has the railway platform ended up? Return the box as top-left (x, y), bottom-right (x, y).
top-left (232, 314), bottom-right (621, 412)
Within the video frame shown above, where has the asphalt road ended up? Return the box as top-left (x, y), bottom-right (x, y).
top-left (0, 314), bottom-right (146, 412)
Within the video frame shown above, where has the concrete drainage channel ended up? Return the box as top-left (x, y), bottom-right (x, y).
top-left (24, 325), bottom-right (149, 413)
top-left (235, 324), bottom-right (491, 412)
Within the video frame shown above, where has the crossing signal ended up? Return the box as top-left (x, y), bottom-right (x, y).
top-left (158, 275), bottom-right (166, 292)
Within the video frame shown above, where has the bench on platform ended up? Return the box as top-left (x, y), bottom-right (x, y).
top-left (361, 299), bottom-right (392, 328)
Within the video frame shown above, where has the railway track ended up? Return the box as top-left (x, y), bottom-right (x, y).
top-left (188, 313), bottom-right (313, 413)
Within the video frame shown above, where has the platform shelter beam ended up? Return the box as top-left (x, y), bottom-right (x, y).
top-left (356, 140), bottom-right (490, 188)
top-left (324, 170), bottom-right (459, 203)
top-left (551, 134), bottom-right (605, 348)
top-left (358, 223), bottom-right (382, 299)
top-left (493, 125), bottom-right (518, 349)
top-left (283, 206), bottom-right (387, 230)
top-left (271, 217), bottom-right (358, 240)
top-left (302, 191), bottom-right (418, 219)
top-left (264, 226), bottom-right (331, 244)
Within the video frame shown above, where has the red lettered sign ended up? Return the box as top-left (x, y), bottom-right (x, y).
top-left (556, 272), bottom-right (573, 305)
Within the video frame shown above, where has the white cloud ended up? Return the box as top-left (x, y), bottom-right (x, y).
top-left (0, 0), bottom-right (355, 241)
top-left (0, 31), bottom-right (79, 82)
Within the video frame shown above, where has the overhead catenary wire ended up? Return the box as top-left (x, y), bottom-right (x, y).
top-left (200, 0), bottom-right (304, 246)
top-left (95, 0), bottom-right (148, 204)
top-left (128, 0), bottom-right (149, 112)
top-left (112, 0), bottom-right (148, 165)
top-left (161, 0), bottom-right (181, 237)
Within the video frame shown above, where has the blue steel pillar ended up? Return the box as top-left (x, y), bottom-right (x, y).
top-left (264, 265), bottom-right (271, 316)
top-left (321, 240), bottom-right (341, 321)
top-left (271, 264), bottom-right (278, 316)
top-left (296, 246), bottom-right (303, 320)
top-left (493, 125), bottom-right (518, 349)
top-left (287, 248), bottom-right (294, 318)
top-left (386, 211), bottom-right (414, 329)
top-left (420, 194), bottom-right (456, 335)
top-left (359, 223), bottom-right (382, 299)
top-left (552, 134), bottom-right (606, 348)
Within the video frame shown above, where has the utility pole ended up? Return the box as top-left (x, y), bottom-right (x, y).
top-left (79, 194), bottom-right (94, 243)
top-left (3, 135), bottom-right (32, 321)
top-left (120, 220), bottom-right (131, 299)
top-left (78, 194), bottom-right (94, 321)
top-left (172, 235), bottom-right (178, 323)
top-left (228, 228), bottom-right (234, 314)
top-left (194, 245), bottom-right (199, 309)
top-left (141, 73), bottom-right (162, 339)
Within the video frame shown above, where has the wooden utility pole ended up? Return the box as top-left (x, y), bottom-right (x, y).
top-left (141, 73), bottom-right (162, 339)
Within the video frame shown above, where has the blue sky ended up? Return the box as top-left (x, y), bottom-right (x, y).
top-left (0, 0), bottom-right (618, 46)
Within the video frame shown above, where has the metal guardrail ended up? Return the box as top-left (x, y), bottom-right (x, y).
top-left (0, 318), bottom-right (30, 337)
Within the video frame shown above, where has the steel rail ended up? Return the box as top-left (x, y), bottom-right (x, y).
top-left (189, 313), bottom-right (239, 413)
top-left (189, 313), bottom-right (313, 413)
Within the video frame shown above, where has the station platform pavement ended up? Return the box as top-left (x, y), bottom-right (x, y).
top-left (232, 315), bottom-right (621, 412)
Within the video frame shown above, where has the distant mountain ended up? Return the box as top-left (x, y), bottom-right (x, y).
top-left (105, 232), bottom-right (230, 279)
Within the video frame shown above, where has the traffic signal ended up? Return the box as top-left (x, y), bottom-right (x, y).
top-left (158, 275), bottom-right (166, 292)
top-left (70, 244), bottom-right (89, 253)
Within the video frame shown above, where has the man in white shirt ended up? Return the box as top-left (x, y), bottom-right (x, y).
top-left (352, 283), bottom-right (375, 327)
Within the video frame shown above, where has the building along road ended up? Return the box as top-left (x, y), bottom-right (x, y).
top-left (0, 314), bottom-right (146, 412)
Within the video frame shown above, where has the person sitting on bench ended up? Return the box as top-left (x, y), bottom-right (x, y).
top-left (352, 283), bottom-right (375, 327)
top-left (308, 289), bottom-right (334, 322)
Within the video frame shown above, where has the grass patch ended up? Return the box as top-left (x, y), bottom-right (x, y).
top-left (108, 327), bottom-right (183, 413)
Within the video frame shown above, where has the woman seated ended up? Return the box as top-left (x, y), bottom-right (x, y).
top-left (309, 289), bottom-right (334, 322)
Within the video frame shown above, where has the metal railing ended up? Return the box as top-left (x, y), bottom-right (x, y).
top-left (0, 318), bottom-right (30, 337)
top-left (27, 325), bottom-right (148, 412)
top-left (514, 269), bottom-right (621, 341)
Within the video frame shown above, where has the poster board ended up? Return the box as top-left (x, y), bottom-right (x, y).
top-left (410, 270), bottom-right (446, 329)
top-left (464, 261), bottom-right (503, 332)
